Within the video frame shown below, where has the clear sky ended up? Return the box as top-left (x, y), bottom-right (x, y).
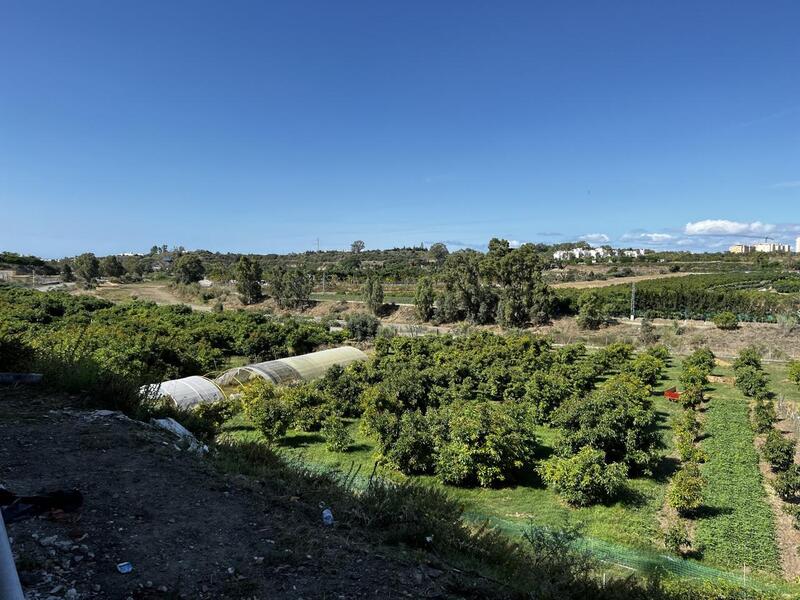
top-left (2, 1), bottom-right (799, 257)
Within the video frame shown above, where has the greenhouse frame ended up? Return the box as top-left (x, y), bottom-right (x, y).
top-left (141, 375), bottom-right (226, 409)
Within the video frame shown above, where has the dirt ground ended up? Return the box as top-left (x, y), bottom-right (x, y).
top-left (0, 388), bottom-right (484, 600)
top-left (549, 271), bottom-right (698, 289)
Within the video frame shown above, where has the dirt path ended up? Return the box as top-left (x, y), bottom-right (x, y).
top-left (0, 389), bottom-right (473, 599)
top-left (74, 282), bottom-right (212, 312)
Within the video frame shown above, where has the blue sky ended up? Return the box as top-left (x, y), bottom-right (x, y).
top-left (1, 1), bottom-right (799, 257)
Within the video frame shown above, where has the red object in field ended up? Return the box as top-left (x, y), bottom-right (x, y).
top-left (664, 387), bottom-right (681, 401)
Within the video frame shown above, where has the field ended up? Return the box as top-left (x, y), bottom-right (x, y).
top-left (219, 359), bottom-right (797, 586)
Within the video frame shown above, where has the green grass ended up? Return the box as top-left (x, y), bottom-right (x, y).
top-left (218, 361), bottom-right (794, 583)
top-left (694, 365), bottom-right (780, 574)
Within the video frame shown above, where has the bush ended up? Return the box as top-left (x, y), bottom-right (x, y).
top-left (712, 311), bottom-right (739, 330)
top-left (752, 398), bottom-right (777, 434)
top-left (788, 360), bottom-right (800, 388)
top-left (667, 462), bottom-right (705, 516)
top-left (322, 416), bottom-right (353, 452)
top-left (346, 312), bottom-right (380, 340)
top-left (733, 346), bottom-right (762, 373)
top-left (523, 370), bottom-right (573, 423)
top-left (644, 343), bottom-right (670, 363)
top-left (679, 384), bottom-right (705, 410)
top-left (680, 365), bottom-right (708, 390)
top-left (735, 365), bottom-right (769, 398)
top-left (282, 382), bottom-right (331, 431)
top-left (683, 347), bottom-right (715, 374)
top-left (318, 364), bottom-right (365, 418)
top-left (626, 353), bottom-right (664, 387)
top-left (539, 446), bottom-right (627, 506)
top-left (576, 291), bottom-right (607, 330)
top-left (762, 429), bottom-right (795, 472)
top-left (239, 379), bottom-right (293, 444)
top-left (663, 520), bottom-right (691, 555)
top-left (384, 410), bottom-right (438, 474)
top-left (773, 464), bottom-right (800, 501)
top-left (435, 401), bottom-right (538, 488)
top-left (552, 373), bottom-right (659, 473)
top-left (638, 316), bottom-right (659, 345)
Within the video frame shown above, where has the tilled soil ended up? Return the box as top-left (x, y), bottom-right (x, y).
top-left (0, 389), bottom-right (479, 599)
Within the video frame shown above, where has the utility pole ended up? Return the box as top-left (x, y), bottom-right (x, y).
top-left (315, 238), bottom-right (320, 252)
top-left (630, 282), bottom-right (636, 320)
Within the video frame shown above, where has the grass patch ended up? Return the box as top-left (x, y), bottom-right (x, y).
top-left (695, 367), bottom-right (780, 573)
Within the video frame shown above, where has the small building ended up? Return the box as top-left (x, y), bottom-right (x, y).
top-left (729, 244), bottom-right (755, 254)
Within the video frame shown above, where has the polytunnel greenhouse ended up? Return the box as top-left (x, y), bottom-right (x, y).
top-left (215, 346), bottom-right (367, 387)
top-left (141, 375), bottom-right (226, 409)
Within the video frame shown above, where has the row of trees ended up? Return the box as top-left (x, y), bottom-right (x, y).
top-left (411, 240), bottom-right (556, 328)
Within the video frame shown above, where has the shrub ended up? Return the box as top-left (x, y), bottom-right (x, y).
top-left (667, 462), bottom-right (705, 516)
top-left (523, 370), bottom-right (573, 423)
top-left (735, 365), bottom-right (769, 398)
top-left (672, 409), bottom-right (701, 440)
top-left (626, 353), bottom-right (664, 387)
top-left (576, 291), bottom-right (607, 330)
top-left (318, 364), bottom-right (365, 418)
top-left (644, 343), bottom-right (670, 363)
top-left (680, 365), bottom-right (708, 390)
top-left (679, 384), bottom-right (705, 410)
top-left (752, 398), bottom-right (777, 434)
top-left (712, 311), bottom-right (739, 330)
top-left (435, 401), bottom-right (538, 488)
top-left (552, 373), bottom-right (659, 473)
top-left (788, 360), bottom-right (800, 388)
top-left (346, 312), bottom-right (380, 340)
top-left (733, 346), bottom-right (762, 373)
top-left (638, 316), bottom-right (659, 345)
top-left (539, 446), bottom-right (627, 506)
top-left (282, 382), bottom-right (331, 431)
top-left (322, 416), bottom-right (353, 452)
top-left (384, 410), bottom-right (438, 474)
top-left (762, 429), bottom-right (795, 472)
top-left (663, 520), bottom-right (691, 555)
top-left (683, 347), bottom-right (715, 374)
top-left (239, 379), bottom-right (293, 445)
top-left (773, 464), bottom-right (800, 501)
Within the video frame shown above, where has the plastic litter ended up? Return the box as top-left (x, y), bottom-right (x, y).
top-left (116, 562), bottom-right (133, 574)
top-left (322, 508), bottom-right (334, 526)
top-left (150, 417), bottom-right (208, 455)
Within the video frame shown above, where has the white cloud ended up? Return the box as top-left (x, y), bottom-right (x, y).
top-left (621, 232), bottom-right (675, 244)
top-left (508, 240), bottom-right (522, 248)
top-left (771, 181), bottom-right (800, 189)
top-left (684, 219), bottom-right (775, 236)
top-left (579, 233), bottom-right (610, 244)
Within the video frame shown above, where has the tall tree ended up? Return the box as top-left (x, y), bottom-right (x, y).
top-left (414, 276), bottom-right (435, 321)
top-left (101, 255), bottom-right (125, 278)
top-left (234, 256), bottom-right (263, 305)
top-left (61, 263), bottom-right (75, 282)
top-left (428, 242), bottom-right (449, 265)
top-left (351, 240), bottom-right (365, 254)
top-left (174, 254), bottom-right (205, 284)
top-left (362, 274), bottom-right (384, 314)
top-left (74, 253), bottom-right (100, 284)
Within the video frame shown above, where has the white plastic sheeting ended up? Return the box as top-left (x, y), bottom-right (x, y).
top-left (141, 375), bottom-right (226, 409)
top-left (215, 346), bottom-right (367, 387)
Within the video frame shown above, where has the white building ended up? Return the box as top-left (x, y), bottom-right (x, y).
top-left (754, 243), bottom-right (791, 253)
top-left (796, 237), bottom-right (800, 253)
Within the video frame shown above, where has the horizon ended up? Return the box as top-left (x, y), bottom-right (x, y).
top-left (2, 1), bottom-right (799, 256)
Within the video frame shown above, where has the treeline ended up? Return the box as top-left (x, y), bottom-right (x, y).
top-left (558, 272), bottom-right (800, 322)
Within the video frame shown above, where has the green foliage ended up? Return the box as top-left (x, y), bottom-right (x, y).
top-left (523, 370), bottom-right (574, 423)
top-left (74, 252), bottom-right (100, 283)
top-left (282, 382), bottom-right (330, 431)
top-left (346, 312), bottom-right (380, 340)
top-left (174, 253), bottom-right (205, 284)
top-left (663, 520), bottom-right (691, 555)
top-left (735, 365), bottom-right (769, 398)
top-left (787, 360), bottom-right (800, 388)
top-left (413, 276), bottom-right (435, 322)
top-left (101, 255), bottom-right (125, 278)
top-left (362, 274), bottom-right (385, 314)
top-left (434, 401), bottom-right (538, 487)
top-left (667, 462), bottom-right (705, 516)
top-left (733, 346), bottom-right (762, 373)
top-left (638, 316), bottom-right (659, 345)
top-left (538, 446), bottom-right (627, 506)
top-left (643, 343), bottom-right (670, 363)
top-left (239, 379), bottom-right (293, 444)
top-left (772, 464), bottom-right (800, 501)
top-left (321, 416), bottom-right (353, 452)
top-left (761, 429), bottom-right (795, 472)
top-left (712, 310), bottom-right (739, 330)
top-left (383, 409), bottom-right (438, 474)
top-left (680, 365), bottom-right (708, 390)
top-left (625, 353), bottom-right (664, 386)
top-left (60, 262), bottom-right (75, 282)
top-left (553, 373), bottom-right (659, 473)
top-left (576, 290), bottom-right (607, 330)
top-left (234, 256), bottom-right (263, 305)
top-left (318, 364), bottom-right (365, 418)
top-left (269, 266), bottom-right (313, 309)
top-left (751, 398), bottom-right (776, 434)
top-left (679, 385), bottom-right (705, 410)
top-left (683, 347), bottom-right (715, 375)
